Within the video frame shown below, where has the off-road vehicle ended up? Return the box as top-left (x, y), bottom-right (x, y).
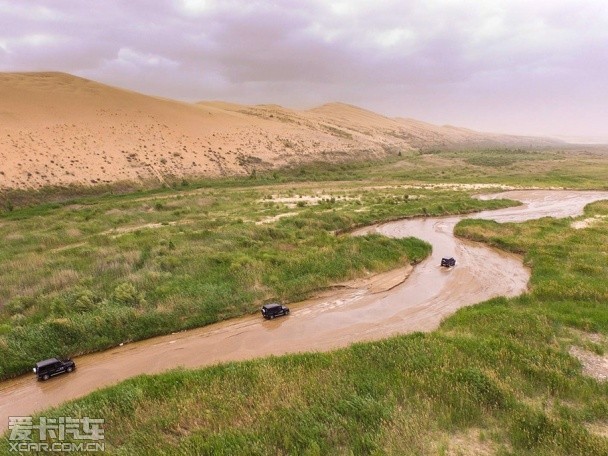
top-left (33, 357), bottom-right (76, 381)
top-left (441, 257), bottom-right (456, 267)
top-left (261, 303), bottom-right (290, 319)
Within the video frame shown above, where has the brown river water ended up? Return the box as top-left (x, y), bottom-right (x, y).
top-left (1, 190), bottom-right (607, 431)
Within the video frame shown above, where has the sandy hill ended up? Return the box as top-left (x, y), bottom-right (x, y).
top-left (0, 72), bottom-right (561, 190)
top-left (393, 117), bottom-right (556, 149)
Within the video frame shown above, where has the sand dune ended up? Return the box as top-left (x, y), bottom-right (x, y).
top-left (0, 72), bottom-right (561, 189)
top-left (394, 117), bottom-right (557, 149)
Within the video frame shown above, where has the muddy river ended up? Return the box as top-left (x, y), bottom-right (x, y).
top-left (1, 190), bottom-right (607, 431)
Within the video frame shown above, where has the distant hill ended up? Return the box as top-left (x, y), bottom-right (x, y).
top-left (0, 72), bottom-right (563, 189)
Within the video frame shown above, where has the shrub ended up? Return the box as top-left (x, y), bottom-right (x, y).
top-left (112, 283), bottom-right (146, 308)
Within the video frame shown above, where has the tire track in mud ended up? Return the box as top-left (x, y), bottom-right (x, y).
top-left (1, 190), bottom-right (608, 431)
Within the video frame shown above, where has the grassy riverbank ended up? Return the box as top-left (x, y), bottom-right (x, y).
top-left (4, 200), bottom-right (607, 454)
top-left (0, 172), bottom-right (526, 379)
top-left (2, 148), bottom-right (608, 454)
top-left (1, 146), bottom-right (607, 212)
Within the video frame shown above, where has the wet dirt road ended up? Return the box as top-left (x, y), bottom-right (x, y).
top-left (2, 190), bottom-right (607, 431)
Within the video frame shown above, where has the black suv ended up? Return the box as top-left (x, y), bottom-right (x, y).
top-left (261, 303), bottom-right (290, 319)
top-left (33, 358), bottom-right (76, 381)
top-left (441, 257), bottom-right (456, 267)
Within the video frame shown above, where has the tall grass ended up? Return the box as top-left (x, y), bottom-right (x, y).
top-left (2, 150), bottom-right (608, 453)
top-left (3, 192), bottom-right (607, 454)
top-left (1, 178), bottom-right (522, 379)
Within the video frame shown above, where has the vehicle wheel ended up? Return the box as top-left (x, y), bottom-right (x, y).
top-left (67, 366), bottom-right (74, 373)
top-left (42, 374), bottom-right (50, 381)
top-left (270, 315), bottom-right (275, 319)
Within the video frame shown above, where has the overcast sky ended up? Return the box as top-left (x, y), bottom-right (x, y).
top-left (1, 0), bottom-right (606, 142)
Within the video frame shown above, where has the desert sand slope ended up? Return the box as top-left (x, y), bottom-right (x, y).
top-left (394, 117), bottom-right (561, 149)
top-left (0, 72), bottom-right (560, 190)
top-left (205, 100), bottom-right (562, 154)
top-left (0, 73), bottom-right (389, 189)
top-left (0, 72), bottom-right (248, 188)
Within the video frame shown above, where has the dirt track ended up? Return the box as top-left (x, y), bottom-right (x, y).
top-left (1, 190), bottom-right (607, 431)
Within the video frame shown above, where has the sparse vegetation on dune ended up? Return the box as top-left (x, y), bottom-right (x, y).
top-left (2, 146), bottom-right (608, 212)
top-left (0, 73), bottom-right (566, 190)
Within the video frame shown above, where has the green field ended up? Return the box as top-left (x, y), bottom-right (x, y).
top-left (1, 147), bottom-right (608, 454)
top-left (0, 157), bottom-right (526, 379)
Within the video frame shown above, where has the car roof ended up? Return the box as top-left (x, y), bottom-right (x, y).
top-left (262, 303), bottom-right (282, 309)
top-left (35, 358), bottom-right (60, 368)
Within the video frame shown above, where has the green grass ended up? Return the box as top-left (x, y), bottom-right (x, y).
top-left (5, 197), bottom-right (608, 454)
top-left (253, 147), bottom-right (608, 189)
top-left (2, 147), bottom-right (608, 212)
top-left (383, 147), bottom-right (608, 189)
top-left (2, 149), bottom-right (608, 454)
top-left (0, 175), bottom-right (522, 379)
